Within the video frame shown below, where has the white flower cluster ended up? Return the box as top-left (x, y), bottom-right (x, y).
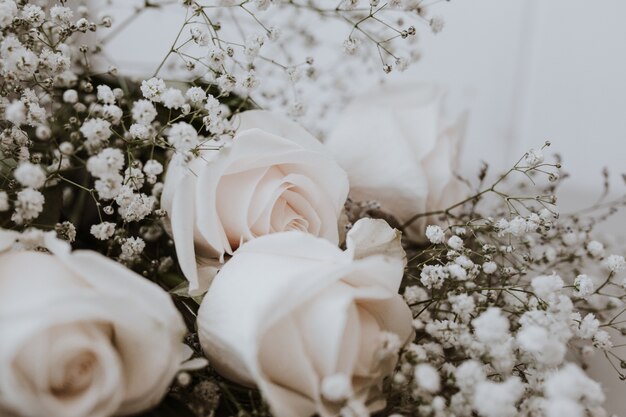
top-left (384, 149), bottom-right (626, 417)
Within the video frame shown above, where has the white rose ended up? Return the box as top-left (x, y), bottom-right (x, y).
top-left (325, 83), bottom-right (466, 238)
top-left (0, 230), bottom-right (187, 417)
top-left (197, 229), bottom-right (413, 417)
top-left (162, 110), bottom-right (349, 295)
top-left (345, 217), bottom-right (406, 265)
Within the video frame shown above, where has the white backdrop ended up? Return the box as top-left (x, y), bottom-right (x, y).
top-left (95, 0), bottom-right (626, 412)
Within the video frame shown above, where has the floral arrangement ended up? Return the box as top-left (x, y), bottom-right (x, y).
top-left (0, 2), bottom-right (625, 417)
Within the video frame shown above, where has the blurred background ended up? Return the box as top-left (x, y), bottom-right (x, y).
top-left (93, 0), bottom-right (626, 412)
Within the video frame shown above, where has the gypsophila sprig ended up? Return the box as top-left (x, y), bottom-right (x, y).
top-left (371, 143), bottom-right (626, 417)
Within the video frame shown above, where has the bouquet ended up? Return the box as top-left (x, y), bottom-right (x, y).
top-left (0, 1), bottom-right (624, 417)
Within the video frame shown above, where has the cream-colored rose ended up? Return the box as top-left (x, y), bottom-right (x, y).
top-left (0, 230), bottom-right (187, 417)
top-left (325, 83), bottom-right (466, 238)
top-left (161, 110), bottom-right (349, 295)
top-left (197, 228), bottom-right (413, 417)
top-left (345, 217), bottom-right (405, 265)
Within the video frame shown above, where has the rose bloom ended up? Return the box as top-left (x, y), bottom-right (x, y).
top-left (325, 83), bottom-right (466, 238)
top-left (162, 110), bottom-right (349, 294)
top-left (0, 230), bottom-right (187, 417)
top-left (197, 223), bottom-right (412, 417)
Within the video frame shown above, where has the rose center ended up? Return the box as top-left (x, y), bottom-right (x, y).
top-left (51, 350), bottom-right (97, 396)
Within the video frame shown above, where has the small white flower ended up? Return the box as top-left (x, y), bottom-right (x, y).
top-left (425, 225), bottom-right (445, 244)
top-left (161, 88), bottom-right (185, 109)
top-left (132, 100), bottom-right (158, 125)
top-left (167, 122), bottom-right (198, 152)
top-left (143, 160), bottom-right (163, 176)
top-left (573, 274), bottom-right (594, 299)
top-left (207, 46), bottom-right (226, 69)
top-left (473, 377), bottom-right (524, 417)
top-left (119, 237), bottom-right (146, 262)
top-left (5, 100), bottom-right (26, 125)
top-left (321, 373), bottom-right (353, 402)
top-left (447, 235), bottom-right (463, 250)
top-left (403, 285), bottom-right (427, 304)
top-left (420, 264), bottom-right (448, 289)
top-left (586, 240), bottom-right (605, 258)
top-left (217, 74), bottom-right (236, 94)
top-left (62, 89), bottom-right (79, 104)
top-left (94, 174), bottom-right (123, 200)
top-left (482, 261), bottom-right (497, 274)
top-left (414, 364), bottom-right (440, 393)
top-left (189, 27), bottom-right (210, 46)
top-left (455, 360), bottom-right (485, 394)
top-left (90, 222), bottom-right (116, 240)
top-left (243, 34), bottom-right (265, 61)
top-left (449, 293), bottom-right (475, 322)
top-left (593, 330), bottom-right (612, 350)
top-left (86, 148), bottom-right (125, 178)
top-left (575, 313), bottom-right (599, 339)
top-left (102, 105), bottom-right (123, 125)
top-left (525, 148), bottom-right (544, 167)
top-left (124, 167), bottom-right (145, 191)
top-left (185, 86), bottom-right (207, 104)
top-left (447, 263), bottom-right (468, 281)
top-left (129, 123), bottom-right (150, 140)
top-left (14, 162), bottom-right (46, 189)
top-left (531, 274), bottom-right (564, 300)
top-left (96, 85), bottom-right (116, 105)
top-left (50, 5), bottom-right (73, 24)
top-left (12, 188), bottom-right (45, 224)
top-left (606, 254), bottom-right (625, 273)
top-left (343, 38), bottom-right (359, 55)
top-left (80, 118), bottom-right (112, 151)
top-left (472, 308), bottom-right (509, 344)
top-left (544, 364), bottom-right (605, 406)
top-left (21, 4), bottom-right (43, 27)
top-left (140, 77), bottom-right (166, 102)
top-left (509, 216), bottom-right (529, 236)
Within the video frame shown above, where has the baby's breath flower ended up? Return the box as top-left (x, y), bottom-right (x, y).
top-left (80, 118), bottom-right (112, 152)
top-left (185, 86), bottom-right (207, 104)
top-left (140, 77), bottom-right (166, 102)
top-left (12, 188), bottom-right (44, 224)
top-left (131, 99), bottom-right (158, 125)
top-left (425, 224), bottom-right (445, 244)
top-left (161, 88), bottom-right (185, 110)
top-left (586, 240), bottom-right (605, 258)
top-left (97, 85), bottom-right (116, 105)
top-left (321, 373), bottom-right (352, 402)
top-left (525, 148), bottom-right (544, 167)
top-left (63, 89), bottom-right (78, 104)
top-left (447, 235), bottom-right (463, 250)
top-left (605, 254), bottom-right (625, 273)
top-left (14, 162), bottom-right (46, 189)
top-left (531, 274), bottom-right (564, 300)
top-left (87, 148), bottom-right (125, 178)
top-left (119, 236), bottom-right (146, 262)
top-left (414, 364), bottom-right (440, 393)
top-left (90, 222), bottom-right (116, 240)
top-left (167, 122), bottom-right (198, 152)
top-left (573, 274), bottom-right (594, 299)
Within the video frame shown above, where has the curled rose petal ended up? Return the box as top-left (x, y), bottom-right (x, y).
top-left (197, 231), bottom-right (413, 417)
